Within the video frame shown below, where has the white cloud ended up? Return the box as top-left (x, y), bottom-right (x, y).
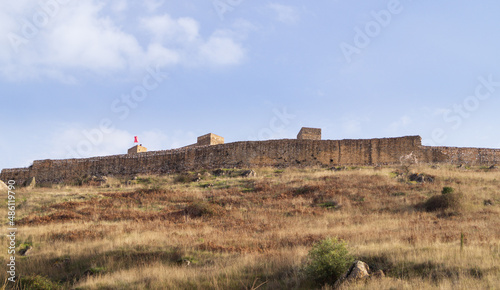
top-left (0, 1), bottom-right (246, 82)
top-left (143, 0), bottom-right (165, 13)
top-left (141, 15), bottom-right (245, 67)
top-left (199, 33), bottom-right (245, 66)
top-left (231, 19), bottom-right (259, 34)
top-left (143, 43), bottom-right (180, 67)
top-left (268, 3), bottom-right (299, 24)
top-left (44, 3), bottom-right (146, 71)
top-left (50, 125), bottom-right (134, 159)
top-left (140, 14), bottom-right (199, 43)
top-left (341, 116), bottom-right (369, 135)
top-left (388, 116), bottom-right (412, 133)
top-left (111, 0), bottom-right (128, 13)
top-left (49, 125), bottom-right (199, 159)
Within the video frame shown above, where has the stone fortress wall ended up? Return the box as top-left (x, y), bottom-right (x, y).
top-left (2, 128), bottom-right (500, 185)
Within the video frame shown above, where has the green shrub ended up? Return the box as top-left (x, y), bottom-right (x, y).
top-left (294, 185), bottom-right (319, 196)
top-left (174, 174), bottom-right (193, 183)
top-left (305, 237), bottom-right (354, 285)
top-left (136, 177), bottom-right (154, 184)
top-left (317, 201), bottom-right (339, 209)
top-left (19, 275), bottom-right (60, 290)
top-left (423, 190), bottom-right (463, 213)
top-left (441, 187), bottom-right (454, 195)
top-left (184, 201), bottom-right (224, 217)
top-left (84, 266), bottom-right (106, 275)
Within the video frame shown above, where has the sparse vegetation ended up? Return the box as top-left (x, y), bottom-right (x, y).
top-left (442, 186), bottom-right (454, 195)
top-left (422, 186), bottom-right (464, 214)
top-left (305, 237), bottom-right (354, 285)
top-left (1, 165), bottom-right (499, 289)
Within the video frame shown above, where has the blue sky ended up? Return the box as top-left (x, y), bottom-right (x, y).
top-left (2, 0), bottom-right (500, 169)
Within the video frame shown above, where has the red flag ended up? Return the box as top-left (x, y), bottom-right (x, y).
top-left (134, 136), bottom-right (139, 143)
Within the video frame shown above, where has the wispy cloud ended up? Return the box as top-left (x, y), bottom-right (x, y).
top-left (341, 116), bottom-right (370, 135)
top-left (1, 1), bottom-right (246, 82)
top-left (49, 125), bottom-right (198, 159)
top-left (268, 3), bottom-right (299, 24)
top-left (387, 116), bottom-right (412, 133)
top-left (143, 0), bottom-right (165, 12)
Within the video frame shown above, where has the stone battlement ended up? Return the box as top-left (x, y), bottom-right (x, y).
top-left (1, 133), bottom-right (500, 186)
top-left (297, 127), bottom-right (321, 140)
top-left (197, 133), bottom-right (224, 146)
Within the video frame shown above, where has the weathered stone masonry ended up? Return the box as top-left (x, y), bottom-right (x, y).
top-left (1, 135), bottom-right (500, 185)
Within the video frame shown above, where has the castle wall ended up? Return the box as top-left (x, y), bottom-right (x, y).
top-left (2, 135), bottom-right (499, 185)
top-left (420, 146), bottom-right (500, 165)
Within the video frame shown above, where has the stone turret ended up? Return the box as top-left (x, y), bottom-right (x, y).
top-left (297, 127), bottom-right (321, 140)
top-left (128, 144), bottom-right (147, 154)
top-left (197, 133), bottom-right (224, 146)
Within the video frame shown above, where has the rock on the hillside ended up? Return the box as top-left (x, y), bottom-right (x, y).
top-left (193, 173), bottom-right (202, 182)
top-left (484, 199), bottom-right (494, 206)
top-left (333, 260), bottom-right (370, 288)
top-left (241, 170), bottom-right (257, 177)
top-left (90, 175), bottom-right (108, 185)
top-left (213, 169), bottom-right (227, 176)
top-left (408, 173), bottom-right (434, 183)
top-left (19, 246), bottom-right (32, 256)
top-left (345, 260), bottom-right (370, 281)
top-left (53, 258), bottom-right (71, 268)
top-left (371, 269), bottom-right (385, 278)
top-left (0, 180), bottom-right (8, 192)
top-left (25, 177), bottom-right (36, 188)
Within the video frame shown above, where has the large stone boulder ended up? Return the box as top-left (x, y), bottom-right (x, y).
top-left (371, 269), bottom-right (385, 278)
top-left (408, 173), bottom-right (434, 183)
top-left (25, 177), bottom-right (36, 189)
top-left (333, 260), bottom-right (370, 288)
top-left (241, 170), bottom-right (257, 177)
top-left (0, 180), bottom-right (8, 193)
top-left (213, 169), bottom-right (228, 176)
top-left (19, 246), bottom-right (32, 256)
top-left (88, 175), bottom-right (108, 186)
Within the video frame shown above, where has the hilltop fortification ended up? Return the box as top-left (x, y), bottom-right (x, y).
top-left (1, 128), bottom-right (500, 185)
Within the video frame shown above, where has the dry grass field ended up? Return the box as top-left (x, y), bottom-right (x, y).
top-left (1, 165), bottom-right (499, 289)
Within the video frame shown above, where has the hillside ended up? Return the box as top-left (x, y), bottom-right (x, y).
top-left (1, 165), bottom-right (499, 289)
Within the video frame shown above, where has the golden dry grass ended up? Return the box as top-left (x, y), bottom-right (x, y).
top-left (0, 165), bottom-right (499, 289)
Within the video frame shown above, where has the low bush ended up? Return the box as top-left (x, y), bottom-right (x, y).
top-left (18, 275), bottom-right (61, 290)
top-left (304, 237), bottom-right (354, 286)
top-left (423, 187), bottom-right (463, 213)
top-left (294, 185), bottom-right (320, 196)
top-left (184, 201), bottom-right (224, 218)
top-left (441, 186), bottom-right (454, 194)
top-left (317, 201), bottom-right (339, 209)
top-left (174, 174), bottom-right (194, 183)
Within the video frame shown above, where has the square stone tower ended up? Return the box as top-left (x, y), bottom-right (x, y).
top-left (197, 133), bottom-right (224, 146)
top-left (297, 127), bottom-right (321, 140)
top-left (128, 144), bottom-right (148, 154)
